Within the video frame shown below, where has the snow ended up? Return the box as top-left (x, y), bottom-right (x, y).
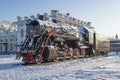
top-left (0, 52), bottom-right (120, 80)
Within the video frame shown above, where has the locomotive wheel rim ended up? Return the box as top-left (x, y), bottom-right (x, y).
top-left (35, 55), bottom-right (42, 64)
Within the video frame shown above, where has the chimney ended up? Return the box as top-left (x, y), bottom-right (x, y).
top-left (30, 15), bottom-right (35, 20)
top-left (17, 16), bottom-right (22, 21)
top-left (24, 16), bottom-right (28, 20)
top-left (87, 22), bottom-right (91, 26)
top-left (66, 13), bottom-right (70, 16)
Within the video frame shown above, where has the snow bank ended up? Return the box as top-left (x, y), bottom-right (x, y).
top-left (0, 52), bottom-right (120, 80)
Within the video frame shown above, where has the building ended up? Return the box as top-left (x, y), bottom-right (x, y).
top-left (0, 21), bottom-right (17, 54)
top-left (110, 39), bottom-right (120, 51)
top-left (50, 10), bottom-right (92, 28)
top-left (0, 32), bottom-right (17, 54)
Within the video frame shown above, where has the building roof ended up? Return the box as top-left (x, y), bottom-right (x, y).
top-left (0, 31), bottom-right (17, 37)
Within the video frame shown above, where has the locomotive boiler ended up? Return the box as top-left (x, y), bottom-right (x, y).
top-left (16, 16), bottom-right (110, 64)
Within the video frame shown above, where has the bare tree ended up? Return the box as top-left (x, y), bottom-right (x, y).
top-left (115, 34), bottom-right (118, 40)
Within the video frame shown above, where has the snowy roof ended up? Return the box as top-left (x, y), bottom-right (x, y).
top-left (78, 25), bottom-right (95, 35)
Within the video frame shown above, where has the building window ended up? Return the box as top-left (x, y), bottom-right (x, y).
top-left (10, 39), bottom-right (13, 41)
top-left (5, 39), bottom-right (8, 42)
top-left (11, 43), bottom-right (13, 51)
top-left (15, 44), bottom-right (17, 50)
top-left (21, 29), bottom-right (24, 37)
top-left (0, 44), bottom-right (2, 51)
top-left (21, 41), bottom-right (23, 44)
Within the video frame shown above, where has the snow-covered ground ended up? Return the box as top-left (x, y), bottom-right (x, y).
top-left (0, 52), bottom-right (120, 80)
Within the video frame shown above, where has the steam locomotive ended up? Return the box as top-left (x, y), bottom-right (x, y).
top-left (16, 17), bottom-right (110, 64)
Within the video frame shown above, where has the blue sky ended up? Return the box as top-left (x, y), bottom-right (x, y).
top-left (0, 0), bottom-right (120, 37)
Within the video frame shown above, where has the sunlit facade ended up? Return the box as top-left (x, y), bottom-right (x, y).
top-left (0, 32), bottom-right (17, 54)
